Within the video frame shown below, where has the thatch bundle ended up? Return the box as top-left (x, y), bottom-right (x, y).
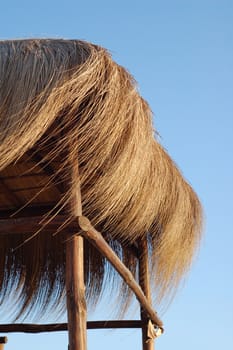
top-left (0, 39), bottom-right (202, 320)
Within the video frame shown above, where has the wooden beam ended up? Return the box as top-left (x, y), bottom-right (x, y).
top-left (0, 321), bottom-right (143, 333)
top-left (138, 238), bottom-right (154, 350)
top-left (0, 205), bottom-right (57, 219)
top-left (0, 215), bottom-right (139, 259)
top-left (0, 215), bottom-right (74, 235)
top-left (78, 216), bottom-right (164, 331)
top-left (0, 177), bottom-right (22, 207)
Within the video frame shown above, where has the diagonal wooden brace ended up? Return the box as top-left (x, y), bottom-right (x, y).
top-left (78, 215), bottom-right (164, 332)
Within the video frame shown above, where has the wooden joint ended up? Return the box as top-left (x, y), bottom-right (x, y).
top-left (0, 337), bottom-right (7, 344)
top-left (147, 320), bottom-right (162, 340)
top-left (78, 216), bottom-right (94, 233)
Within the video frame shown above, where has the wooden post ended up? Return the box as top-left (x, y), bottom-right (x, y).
top-left (0, 337), bottom-right (7, 350)
top-left (66, 151), bottom-right (87, 350)
top-left (138, 238), bottom-right (154, 350)
top-left (66, 235), bottom-right (86, 350)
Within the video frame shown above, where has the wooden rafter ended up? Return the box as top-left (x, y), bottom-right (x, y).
top-left (0, 177), bottom-right (23, 207)
top-left (28, 151), bottom-right (64, 194)
top-left (0, 205), bottom-right (57, 218)
top-left (0, 215), bottom-right (73, 235)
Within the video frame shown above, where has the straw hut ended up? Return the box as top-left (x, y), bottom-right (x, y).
top-left (0, 39), bottom-right (202, 350)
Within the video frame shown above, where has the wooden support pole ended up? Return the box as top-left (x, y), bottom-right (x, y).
top-left (66, 235), bottom-right (87, 350)
top-left (138, 238), bottom-right (154, 350)
top-left (66, 151), bottom-right (87, 350)
top-left (0, 337), bottom-right (7, 350)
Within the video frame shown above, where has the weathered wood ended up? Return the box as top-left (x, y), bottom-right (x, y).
top-left (0, 205), bottom-right (57, 219)
top-left (0, 321), bottom-right (143, 333)
top-left (0, 215), bottom-right (75, 235)
top-left (66, 235), bottom-right (87, 350)
top-left (0, 177), bottom-right (22, 206)
top-left (138, 238), bottom-right (154, 350)
top-left (0, 337), bottom-right (7, 350)
top-left (78, 216), bottom-right (164, 331)
top-left (66, 151), bottom-right (87, 350)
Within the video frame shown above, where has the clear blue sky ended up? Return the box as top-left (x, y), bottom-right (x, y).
top-left (0, 1), bottom-right (232, 349)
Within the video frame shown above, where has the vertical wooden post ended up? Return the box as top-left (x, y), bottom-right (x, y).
top-left (66, 150), bottom-right (87, 350)
top-left (66, 235), bottom-right (86, 350)
top-left (0, 337), bottom-right (7, 350)
top-left (138, 238), bottom-right (154, 350)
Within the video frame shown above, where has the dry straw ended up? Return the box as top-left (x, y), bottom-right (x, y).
top-left (0, 39), bottom-right (202, 320)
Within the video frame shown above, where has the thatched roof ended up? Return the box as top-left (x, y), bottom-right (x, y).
top-left (0, 39), bottom-right (202, 320)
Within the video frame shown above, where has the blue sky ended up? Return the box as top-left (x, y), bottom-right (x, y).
top-left (0, 1), bottom-right (232, 349)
